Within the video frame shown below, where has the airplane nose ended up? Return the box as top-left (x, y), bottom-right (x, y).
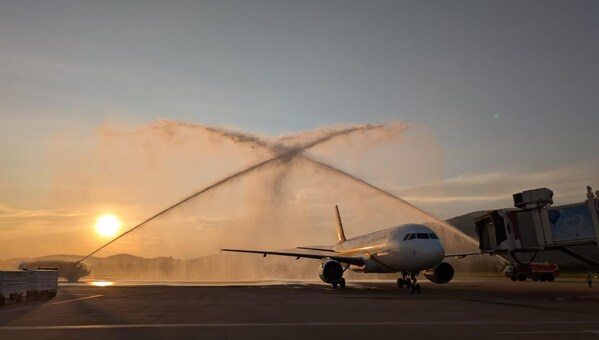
top-left (435, 241), bottom-right (445, 259)
top-left (425, 241), bottom-right (445, 264)
top-left (437, 240), bottom-right (445, 255)
top-left (404, 242), bottom-right (444, 270)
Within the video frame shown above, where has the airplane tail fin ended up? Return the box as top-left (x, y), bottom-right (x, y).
top-left (335, 205), bottom-right (346, 243)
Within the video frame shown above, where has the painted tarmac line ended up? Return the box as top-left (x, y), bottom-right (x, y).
top-left (2, 320), bottom-right (599, 330)
top-left (45, 295), bottom-right (104, 306)
top-left (0, 295), bottom-right (103, 313)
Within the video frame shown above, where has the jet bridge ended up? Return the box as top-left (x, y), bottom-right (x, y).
top-left (475, 187), bottom-right (599, 266)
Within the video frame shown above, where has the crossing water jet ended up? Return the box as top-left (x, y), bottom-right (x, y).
top-left (149, 120), bottom-right (479, 247)
top-left (80, 119), bottom-right (495, 278)
top-left (298, 156), bottom-right (479, 247)
top-left (79, 122), bottom-right (407, 262)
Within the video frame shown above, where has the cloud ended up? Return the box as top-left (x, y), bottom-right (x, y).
top-left (394, 162), bottom-right (598, 218)
top-left (0, 203), bottom-right (85, 220)
top-left (186, 215), bottom-right (238, 229)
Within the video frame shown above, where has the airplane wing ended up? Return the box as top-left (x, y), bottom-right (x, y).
top-left (445, 251), bottom-right (511, 264)
top-left (221, 248), bottom-right (365, 266)
top-left (444, 251), bottom-right (486, 259)
top-left (296, 246), bottom-right (335, 252)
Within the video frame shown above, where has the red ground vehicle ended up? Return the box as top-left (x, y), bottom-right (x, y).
top-left (503, 262), bottom-right (560, 282)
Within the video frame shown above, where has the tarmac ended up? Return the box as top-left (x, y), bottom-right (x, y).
top-left (1, 278), bottom-right (598, 339)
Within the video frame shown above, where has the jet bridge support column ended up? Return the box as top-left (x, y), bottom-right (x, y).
top-left (586, 187), bottom-right (599, 250)
top-left (531, 209), bottom-right (548, 250)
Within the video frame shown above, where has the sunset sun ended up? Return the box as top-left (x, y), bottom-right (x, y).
top-left (95, 214), bottom-right (122, 238)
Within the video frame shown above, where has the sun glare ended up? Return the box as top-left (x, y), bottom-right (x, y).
top-left (95, 214), bottom-right (122, 238)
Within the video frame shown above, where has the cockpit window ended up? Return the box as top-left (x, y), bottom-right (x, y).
top-left (416, 233), bottom-right (430, 239)
top-left (408, 233), bottom-right (416, 240)
top-left (429, 233), bottom-right (439, 239)
top-left (403, 234), bottom-right (410, 241)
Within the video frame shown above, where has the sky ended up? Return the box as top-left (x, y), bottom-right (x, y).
top-left (1, 0), bottom-right (598, 258)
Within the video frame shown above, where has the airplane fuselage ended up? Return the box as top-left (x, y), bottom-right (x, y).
top-left (333, 224), bottom-right (445, 273)
top-left (222, 211), bottom-right (456, 290)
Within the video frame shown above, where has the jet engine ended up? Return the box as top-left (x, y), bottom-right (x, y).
top-left (423, 262), bottom-right (454, 284)
top-left (318, 259), bottom-right (344, 284)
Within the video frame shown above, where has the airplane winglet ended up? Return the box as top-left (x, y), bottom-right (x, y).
top-left (335, 205), bottom-right (346, 243)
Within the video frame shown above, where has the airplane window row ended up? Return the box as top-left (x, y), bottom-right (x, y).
top-left (403, 233), bottom-right (439, 241)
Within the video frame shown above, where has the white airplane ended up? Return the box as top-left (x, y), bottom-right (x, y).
top-left (222, 206), bottom-right (478, 293)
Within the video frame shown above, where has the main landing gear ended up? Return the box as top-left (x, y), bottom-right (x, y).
top-left (332, 278), bottom-right (346, 289)
top-left (396, 272), bottom-right (421, 294)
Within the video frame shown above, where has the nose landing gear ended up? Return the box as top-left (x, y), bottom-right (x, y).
top-left (332, 278), bottom-right (346, 289)
top-left (397, 272), bottom-right (421, 294)
top-left (396, 277), bottom-right (410, 288)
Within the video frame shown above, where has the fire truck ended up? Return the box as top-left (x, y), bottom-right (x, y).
top-left (503, 262), bottom-right (560, 282)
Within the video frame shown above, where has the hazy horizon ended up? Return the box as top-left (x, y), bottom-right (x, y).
top-left (1, 1), bottom-right (598, 259)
